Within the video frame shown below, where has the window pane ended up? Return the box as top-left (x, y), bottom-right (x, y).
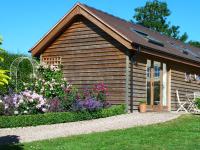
top-left (154, 61), bottom-right (160, 105)
top-left (162, 63), bottom-right (167, 106)
top-left (146, 60), bottom-right (151, 105)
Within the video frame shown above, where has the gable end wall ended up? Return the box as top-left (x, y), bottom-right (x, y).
top-left (41, 16), bottom-right (128, 105)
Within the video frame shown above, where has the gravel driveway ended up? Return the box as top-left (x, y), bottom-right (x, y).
top-left (0, 112), bottom-right (181, 144)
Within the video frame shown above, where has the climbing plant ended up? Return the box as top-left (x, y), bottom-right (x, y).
top-left (0, 36), bottom-right (10, 86)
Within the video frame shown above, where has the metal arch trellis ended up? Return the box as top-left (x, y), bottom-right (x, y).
top-left (10, 57), bottom-right (39, 92)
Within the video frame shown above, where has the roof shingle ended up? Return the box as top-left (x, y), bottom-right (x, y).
top-left (83, 4), bottom-right (200, 63)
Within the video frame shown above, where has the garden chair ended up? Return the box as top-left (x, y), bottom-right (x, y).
top-left (186, 93), bottom-right (196, 112)
top-left (176, 90), bottom-right (188, 113)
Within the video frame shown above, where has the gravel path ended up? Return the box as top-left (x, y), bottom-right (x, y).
top-left (0, 112), bottom-right (181, 144)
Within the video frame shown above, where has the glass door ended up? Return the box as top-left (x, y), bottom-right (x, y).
top-left (153, 61), bottom-right (161, 106)
top-left (146, 60), bottom-right (168, 111)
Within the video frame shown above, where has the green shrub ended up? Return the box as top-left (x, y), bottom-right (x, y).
top-left (195, 98), bottom-right (200, 109)
top-left (0, 102), bottom-right (4, 115)
top-left (0, 105), bottom-right (125, 128)
top-left (27, 64), bottom-right (70, 99)
top-left (0, 51), bottom-right (34, 95)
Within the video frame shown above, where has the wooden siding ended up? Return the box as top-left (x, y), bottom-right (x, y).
top-left (129, 55), bottom-right (147, 111)
top-left (170, 64), bottom-right (200, 111)
top-left (129, 53), bottom-right (200, 112)
top-left (41, 16), bottom-right (127, 104)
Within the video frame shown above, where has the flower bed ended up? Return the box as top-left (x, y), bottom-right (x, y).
top-left (0, 105), bottom-right (125, 128)
top-left (0, 62), bottom-right (125, 128)
top-left (0, 63), bottom-right (111, 116)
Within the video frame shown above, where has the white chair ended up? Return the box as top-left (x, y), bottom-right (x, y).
top-left (176, 90), bottom-right (188, 113)
top-left (187, 93), bottom-right (196, 112)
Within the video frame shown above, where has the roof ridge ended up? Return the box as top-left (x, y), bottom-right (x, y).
top-left (82, 4), bottom-right (130, 24)
top-left (82, 3), bottom-right (200, 51)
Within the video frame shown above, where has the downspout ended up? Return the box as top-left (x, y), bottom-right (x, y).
top-left (128, 45), bottom-right (141, 113)
top-left (125, 51), bottom-right (130, 113)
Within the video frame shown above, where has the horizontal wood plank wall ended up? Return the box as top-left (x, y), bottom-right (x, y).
top-left (42, 16), bottom-right (127, 104)
top-left (129, 54), bottom-right (147, 110)
top-left (170, 64), bottom-right (200, 111)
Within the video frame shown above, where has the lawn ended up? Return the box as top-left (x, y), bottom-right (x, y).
top-left (1, 115), bottom-right (200, 150)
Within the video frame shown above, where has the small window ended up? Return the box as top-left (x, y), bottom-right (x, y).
top-left (146, 60), bottom-right (151, 79)
top-left (41, 56), bottom-right (62, 66)
top-left (154, 65), bottom-right (160, 78)
top-left (147, 67), bottom-right (151, 78)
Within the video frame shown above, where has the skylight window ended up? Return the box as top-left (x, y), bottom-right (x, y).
top-left (148, 37), bottom-right (164, 47)
top-left (130, 28), bottom-right (149, 37)
top-left (130, 27), bottom-right (164, 47)
top-left (168, 42), bottom-right (200, 59)
top-left (134, 29), bottom-right (148, 37)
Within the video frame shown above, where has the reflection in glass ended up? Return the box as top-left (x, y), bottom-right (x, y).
top-left (146, 60), bottom-right (151, 105)
top-left (153, 61), bottom-right (160, 105)
top-left (162, 63), bottom-right (167, 106)
top-left (146, 60), bottom-right (167, 108)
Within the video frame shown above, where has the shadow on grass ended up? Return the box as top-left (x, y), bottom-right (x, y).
top-left (0, 135), bottom-right (24, 150)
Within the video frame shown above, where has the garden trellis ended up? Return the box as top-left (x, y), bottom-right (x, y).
top-left (10, 57), bottom-right (38, 92)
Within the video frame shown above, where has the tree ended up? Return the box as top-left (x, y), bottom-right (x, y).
top-left (188, 41), bottom-right (200, 48)
top-left (133, 0), bottom-right (188, 42)
top-left (179, 33), bottom-right (188, 43)
top-left (0, 36), bottom-right (10, 85)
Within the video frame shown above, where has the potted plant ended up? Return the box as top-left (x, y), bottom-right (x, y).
top-left (139, 100), bottom-right (147, 113)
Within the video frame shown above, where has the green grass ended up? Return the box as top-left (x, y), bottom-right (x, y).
top-left (1, 115), bottom-right (200, 150)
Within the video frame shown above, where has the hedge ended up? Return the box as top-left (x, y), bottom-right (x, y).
top-left (0, 105), bottom-right (125, 128)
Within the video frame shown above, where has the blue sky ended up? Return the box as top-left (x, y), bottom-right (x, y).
top-left (0, 0), bottom-right (200, 55)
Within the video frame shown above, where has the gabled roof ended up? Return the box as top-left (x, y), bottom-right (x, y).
top-left (30, 3), bottom-right (200, 67)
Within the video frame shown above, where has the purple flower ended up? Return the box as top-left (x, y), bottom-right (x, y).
top-left (2, 91), bottom-right (47, 115)
top-left (84, 98), bottom-right (103, 111)
top-left (72, 98), bottom-right (103, 112)
top-left (48, 97), bottom-right (62, 112)
top-left (72, 99), bottom-right (85, 111)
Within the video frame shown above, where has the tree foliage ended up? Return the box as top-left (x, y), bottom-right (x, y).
top-left (0, 37), bottom-right (10, 86)
top-left (188, 41), bottom-right (200, 48)
top-left (133, 0), bottom-right (188, 42)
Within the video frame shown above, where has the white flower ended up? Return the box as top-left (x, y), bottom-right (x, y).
top-left (29, 99), bottom-right (34, 102)
top-left (36, 104), bottom-right (41, 109)
top-left (50, 83), bottom-right (53, 87)
top-left (4, 104), bottom-right (8, 109)
top-left (67, 84), bottom-right (72, 89)
top-left (42, 108), bottom-right (47, 112)
top-left (14, 111), bottom-right (19, 115)
top-left (23, 110), bottom-right (28, 114)
top-left (0, 100), bottom-right (2, 103)
top-left (19, 99), bottom-right (24, 104)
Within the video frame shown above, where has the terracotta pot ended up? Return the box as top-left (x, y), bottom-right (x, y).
top-left (139, 103), bottom-right (147, 113)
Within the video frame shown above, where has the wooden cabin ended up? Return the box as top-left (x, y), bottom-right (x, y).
top-left (30, 3), bottom-right (200, 112)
